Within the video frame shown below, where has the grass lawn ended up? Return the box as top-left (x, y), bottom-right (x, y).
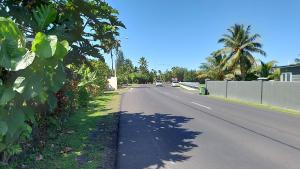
top-left (13, 90), bottom-right (123, 169)
top-left (208, 95), bottom-right (300, 116)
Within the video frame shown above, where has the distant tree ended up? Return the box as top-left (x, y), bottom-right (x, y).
top-left (198, 51), bottom-right (227, 80)
top-left (138, 57), bottom-right (149, 74)
top-left (256, 60), bottom-right (277, 78)
top-left (183, 70), bottom-right (198, 82)
top-left (162, 70), bottom-right (173, 82)
top-left (218, 24), bottom-right (266, 80)
top-left (116, 50), bottom-right (125, 72)
top-left (171, 67), bottom-right (187, 82)
top-left (116, 52), bottom-right (134, 85)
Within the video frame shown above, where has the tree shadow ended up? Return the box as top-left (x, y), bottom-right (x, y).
top-left (117, 112), bottom-right (201, 169)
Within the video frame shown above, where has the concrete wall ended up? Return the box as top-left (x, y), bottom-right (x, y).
top-left (206, 81), bottom-right (227, 97)
top-left (206, 80), bottom-right (300, 111)
top-left (227, 81), bottom-right (261, 103)
top-left (293, 75), bottom-right (300, 81)
top-left (262, 81), bottom-right (300, 110)
top-left (108, 77), bottom-right (118, 90)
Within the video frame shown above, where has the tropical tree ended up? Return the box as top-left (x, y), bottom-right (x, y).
top-left (183, 70), bottom-right (198, 82)
top-left (161, 70), bottom-right (173, 82)
top-left (116, 52), bottom-right (134, 84)
top-left (257, 60), bottom-right (277, 77)
top-left (116, 50), bottom-right (125, 71)
top-left (171, 67), bottom-right (187, 82)
top-left (0, 17), bottom-right (69, 163)
top-left (218, 24), bottom-right (266, 80)
top-left (138, 57), bottom-right (149, 74)
top-left (198, 51), bottom-right (227, 80)
top-left (256, 60), bottom-right (280, 80)
top-left (0, 0), bottom-right (125, 64)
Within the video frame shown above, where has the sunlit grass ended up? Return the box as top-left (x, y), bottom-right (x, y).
top-left (12, 91), bottom-right (122, 169)
top-left (208, 95), bottom-right (300, 116)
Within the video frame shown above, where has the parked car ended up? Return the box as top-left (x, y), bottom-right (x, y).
top-left (171, 81), bottom-right (180, 87)
top-left (155, 80), bottom-right (163, 87)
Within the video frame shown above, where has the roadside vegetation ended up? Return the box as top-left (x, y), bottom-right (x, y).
top-left (116, 54), bottom-right (158, 84)
top-left (160, 24), bottom-right (284, 82)
top-left (9, 91), bottom-right (121, 168)
top-left (0, 0), bottom-right (124, 168)
top-left (209, 95), bottom-right (300, 116)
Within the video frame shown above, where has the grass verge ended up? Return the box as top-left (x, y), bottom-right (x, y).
top-left (208, 95), bottom-right (300, 116)
top-left (13, 90), bottom-right (124, 169)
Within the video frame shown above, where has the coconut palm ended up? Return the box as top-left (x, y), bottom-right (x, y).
top-left (138, 57), bottom-right (148, 74)
top-left (218, 24), bottom-right (266, 80)
top-left (256, 60), bottom-right (277, 78)
top-left (198, 51), bottom-right (227, 80)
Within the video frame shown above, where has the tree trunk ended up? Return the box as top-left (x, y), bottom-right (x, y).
top-left (110, 50), bottom-right (114, 77)
top-left (240, 67), bottom-right (247, 80)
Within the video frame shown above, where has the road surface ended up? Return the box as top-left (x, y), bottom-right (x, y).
top-left (117, 85), bottom-right (300, 169)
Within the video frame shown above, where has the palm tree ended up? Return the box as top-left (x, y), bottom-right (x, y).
top-left (198, 50), bottom-right (227, 80)
top-left (138, 57), bottom-right (148, 74)
top-left (218, 24), bottom-right (266, 80)
top-left (256, 60), bottom-right (277, 78)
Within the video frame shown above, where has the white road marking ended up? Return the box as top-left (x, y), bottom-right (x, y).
top-left (191, 102), bottom-right (212, 110)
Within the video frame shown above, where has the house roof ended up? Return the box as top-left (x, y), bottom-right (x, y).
top-left (275, 64), bottom-right (300, 69)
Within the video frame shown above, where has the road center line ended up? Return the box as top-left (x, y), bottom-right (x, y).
top-left (191, 102), bottom-right (212, 110)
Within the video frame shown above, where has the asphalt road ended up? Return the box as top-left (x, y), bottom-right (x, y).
top-left (117, 85), bottom-right (300, 169)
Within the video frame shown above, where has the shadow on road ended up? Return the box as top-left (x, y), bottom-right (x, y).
top-left (118, 112), bottom-right (201, 169)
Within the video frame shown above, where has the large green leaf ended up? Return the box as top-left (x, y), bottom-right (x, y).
top-left (0, 87), bottom-right (16, 106)
top-left (33, 5), bottom-right (57, 31)
top-left (16, 73), bottom-right (43, 100)
top-left (48, 93), bottom-right (57, 111)
top-left (3, 108), bottom-right (25, 143)
top-left (0, 121), bottom-right (8, 136)
top-left (14, 52), bottom-right (35, 71)
top-left (32, 32), bottom-right (57, 58)
top-left (13, 76), bottom-right (26, 94)
top-left (22, 107), bottom-right (35, 123)
top-left (50, 63), bottom-right (66, 92)
top-left (53, 40), bottom-right (69, 60)
top-left (0, 17), bottom-right (27, 70)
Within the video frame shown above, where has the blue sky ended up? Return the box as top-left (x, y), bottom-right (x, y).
top-left (105, 0), bottom-right (300, 71)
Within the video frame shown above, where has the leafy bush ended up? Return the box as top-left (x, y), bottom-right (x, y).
top-left (0, 17), bottom-right (69, 164)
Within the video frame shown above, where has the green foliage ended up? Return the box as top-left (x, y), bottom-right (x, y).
top-left (138, 57), bottom-right (149, 74)
top-left (1, 0), bottom-right (125, 62)
top-left (0, 17), bottom-right (27, 71)
top-left (218, 24), bottom-right (266, 80)
top-left (116, 51), bottom-right (134, 85)
top-left (0, 17), bottom-right (69, 164)
top-left (256, 60), bottom-right (277, 78)
top-left (198, 52), bottom-right (228, 80)
top-left (0, 0), bottom-right (124, 167)
top-left (171, 67), bottom-right (187, 82)
top-left (70, 60), bottom-right (109, 96)
top-left (33, 4), bottom-right (57, 32)
top-left (78, 88), bottom-right (89, 108)
top-left (183, 70), bottom-right (198, 82)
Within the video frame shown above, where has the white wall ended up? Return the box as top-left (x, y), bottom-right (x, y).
top-left (108, 77), bottom-right (118, 90)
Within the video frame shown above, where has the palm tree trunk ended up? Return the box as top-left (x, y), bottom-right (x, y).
top-left (240, 67), bottom-right (247, 80)
top-left (110, 50), bottom-right (114, 77)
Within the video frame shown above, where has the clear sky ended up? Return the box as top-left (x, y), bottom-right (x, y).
top-left (105, 0), bottom-right (300, 71)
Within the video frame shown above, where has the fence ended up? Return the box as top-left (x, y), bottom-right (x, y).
top-left (179, 82), bottom-right (200, 89)
top-left (206, 80), bottom-right (300, 111)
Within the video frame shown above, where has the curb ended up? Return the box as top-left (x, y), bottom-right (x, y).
top-left (113, 93), bottom-right (124, 169)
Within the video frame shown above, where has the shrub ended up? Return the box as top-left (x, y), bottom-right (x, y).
top-left (0, 17), bottom-right (69, 164)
